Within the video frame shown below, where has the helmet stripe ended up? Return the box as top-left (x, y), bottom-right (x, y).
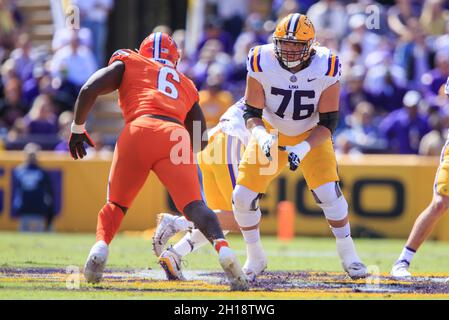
top-left (293, 14), bottom-right (301, 34)
top-left (154, 32), bottom-right (161, 59)
top-left (288, 13), bottom-right (300, 34)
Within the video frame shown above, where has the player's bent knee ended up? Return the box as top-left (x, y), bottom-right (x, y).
top-left (313, 182), bottom-right (348, 221)
top-left (232, 185), bottom-right (262, 228)
top-left (432, 195), bottom-right (449, 215)
top-left (317, 195), bottom-right (348, 221)
top-left (232, 185), bottom-right (260, 211)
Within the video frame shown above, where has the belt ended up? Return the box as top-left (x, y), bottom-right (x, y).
top-left (141, 114), bottom-right (183, 126)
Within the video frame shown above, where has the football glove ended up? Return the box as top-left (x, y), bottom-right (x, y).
top-left (69, 122), bottom-right (95, 160)
top-left (281, 141), bottom-right (311, 171)
top-left (252, 126), bottom-right (276, 160)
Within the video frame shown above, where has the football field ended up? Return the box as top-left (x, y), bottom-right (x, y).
top-left (1, 231), bottom-right (449, 300)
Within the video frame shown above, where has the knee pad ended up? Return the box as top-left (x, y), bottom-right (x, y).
top-left (232, 185), bottom-right (262, 228)
top-left (313, 182), bottom-right (348, 221)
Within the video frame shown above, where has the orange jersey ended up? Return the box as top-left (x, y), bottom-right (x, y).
top-left (108, 49), bottom-right (199, 124)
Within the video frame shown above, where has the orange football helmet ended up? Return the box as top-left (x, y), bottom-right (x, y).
top-left (273, 13), bottom-right (316, 69)
top-left (139, 32), bottom-right (181, 68)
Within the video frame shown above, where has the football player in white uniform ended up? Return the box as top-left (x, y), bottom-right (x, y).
top-left (232, 13), bottom-right (368, 280)
top-left (152, 99), bottom-right (259, 280)
top-left (391, 76), bottom-right (449, 278)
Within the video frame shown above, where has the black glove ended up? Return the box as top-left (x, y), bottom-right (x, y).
top-left (279, 146), bottom-right (300, 171)
top-left (287, 152), bottom-right (300, 171)
top-left (68, 131), bottom-right (95, 160)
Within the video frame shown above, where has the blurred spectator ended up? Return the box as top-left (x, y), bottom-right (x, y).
top-left (307, 0), bottom-right (347, 41)
top-left (364, 53), bottom-right (408, 113)
top-left (340, 13), bottom-right (381, 66)
top-left (420, 0), bottom-right (449, 36)
top-left (234, 13), bottom-right (268, 51)
top-left (275, 0), bottom-right (299, 20)
top-left (0, 77), bottom-right (27, 131)
top-left (50, 30), bottom-right (97, 93)
top-left (73, 0), bottom-right (114, 66)
top-left (340, 65), bottom-right (373, 117)
top-left (172, 29), bottom-right (191, 75)
top-left (12, 143), bottom-right (55, 232)
top-left (196, 16), bottom-right (234, 56)
top-left (419, 112), bottom-right (447, 155)
top-left (379, 90), bottom-right (431, 154)
top-left (190, 39), bottom-right (231, 89)
top-left (394, 18), bottom-right (433, 90)
top-left (216, 0), bottom-right (248, 42)
top-left (387, 0), bottom-right (421, 39)
top-left (338, 101), bottom-right (387, 153)
top-left (0, 0), bottom-right (23, 59)
top-left (10, 34), bottom-right (36, 84)
top-left (52, 27), bottom-right (92, 52)
top-left (421, 51), bottom-right (449, 98)
top-left (23, 94), bottom-right (58, 135)
top-left (199, 70), bottom-right (234, 128)
top-left (54, 111), bottom-right (73, 153)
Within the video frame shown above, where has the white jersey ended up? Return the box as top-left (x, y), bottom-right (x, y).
top-left (247, 43), bottom-right (341, 136)
top-left (208, 98), bottom-right (250, 147)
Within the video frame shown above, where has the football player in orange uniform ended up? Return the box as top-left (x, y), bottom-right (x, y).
top-left (68, 32), bottom-right (248, 291)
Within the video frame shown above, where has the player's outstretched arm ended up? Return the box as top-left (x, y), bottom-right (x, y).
top-left (73, 60), bottom-right (125, 125)
top-left (69, 60), bottom-right (125, 160)
top-left (244, 75), bottom-right (275, 160)
top-left (284, 81), bottom-right (340, 171)
top-left (184, 102), bottom-right (208, 153)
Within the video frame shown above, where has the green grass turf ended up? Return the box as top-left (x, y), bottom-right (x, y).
top-left (1, 231), bottom-right (449, 299)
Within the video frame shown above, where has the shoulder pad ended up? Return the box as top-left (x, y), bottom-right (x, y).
top-left (108, 49), bottom-right (133, 66)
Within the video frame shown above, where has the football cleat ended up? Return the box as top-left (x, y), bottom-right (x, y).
top-left (218, 246), bottom-right (249, 291)
top-left (152, 213), bottom-right (180, 257)
top-left (343, 261), bottom-right (369, 280)
top-left (242, 256), bottom-right (267, 282)
top-left (391, 260), bottom-right (412, 278)
top-left (159, 246), bottom-right (186, 281)
top-left (84, 240), bottom-right (109, 284)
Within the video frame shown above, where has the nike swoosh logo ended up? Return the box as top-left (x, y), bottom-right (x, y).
top-left (307, 78), bottom-right (316, 82)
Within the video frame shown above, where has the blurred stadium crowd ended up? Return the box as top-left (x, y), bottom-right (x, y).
top-left (1, 0), bottom-right (449, 156)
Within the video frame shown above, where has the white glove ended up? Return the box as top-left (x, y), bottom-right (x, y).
top-left (252, 126), bottom-right (276, 160)
top-left (284, 141), bottom-right (311, 171)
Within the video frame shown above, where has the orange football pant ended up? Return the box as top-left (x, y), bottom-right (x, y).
top-left (96, 117), bottom-right (202, 244)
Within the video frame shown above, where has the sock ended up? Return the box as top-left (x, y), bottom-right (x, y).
top-left (331, 222), bottom-right (351, 239)
top-left (96, 203), bottom-right (125, 244)
top-left (173, 216), bottom-right (194, 232)
top-left (246, 240), bottom-right (265, 261)
top-left (397, 246), bottom-right (416, 264)
top-left (173, 229), bottom-right (230, 257)
top-left (241, 228), bottom-right (260, 244)
top-left (336, 236), bottom-right (361, 266)
top-left (213, 238), bottom-right (229, 253)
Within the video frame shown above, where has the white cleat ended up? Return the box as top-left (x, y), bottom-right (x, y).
top-left (84, 240), bottom-right (109, 284)
top-left (218, 246), bottom-right (249, 291)
top-left (391, 260), bottom-right (412, 279)
top-left (343, 261), bottom-right (369, 280)
top-left (152, 213), bottom-right (180, 257)
top-left (242, 256), bottom-right (267, 282)
top-left (159, 246), bottom-right (186, 281)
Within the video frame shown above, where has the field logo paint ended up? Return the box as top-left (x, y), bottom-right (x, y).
top-left (365, 265), bottom-right (380, 290)
top-left (66, 266), bottom-right (80, 290)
